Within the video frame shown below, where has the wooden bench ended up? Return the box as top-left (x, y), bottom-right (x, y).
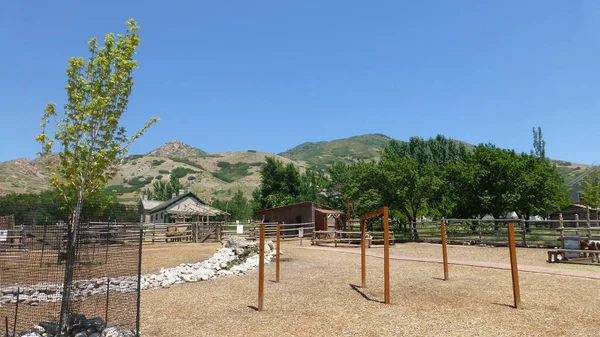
top-left (547, 249), bottom-right (597, 263)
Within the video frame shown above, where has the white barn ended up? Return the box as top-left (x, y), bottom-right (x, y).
top-left (140, 190), bottom-right (228, 223)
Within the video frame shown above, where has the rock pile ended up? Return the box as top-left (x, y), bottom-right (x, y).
top-left (12, 314), bottom-right (136, 337)
top-left (140, 237), bottom-right (275, 289)
top-left (1, 237), bottom-right (276, 307)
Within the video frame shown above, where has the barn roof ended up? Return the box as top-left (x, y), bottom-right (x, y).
top-left (145, 192), bottom-right (228, 216)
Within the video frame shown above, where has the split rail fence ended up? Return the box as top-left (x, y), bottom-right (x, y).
top-left (390, 218), bottom-right (600, 247)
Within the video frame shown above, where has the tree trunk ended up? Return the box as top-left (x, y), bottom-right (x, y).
top-left (58, 192), bottom-right (84, 336)
top-left (492, 214), bottom-right (501, 232)
top-left (411, 210), bottom-right (419, 240)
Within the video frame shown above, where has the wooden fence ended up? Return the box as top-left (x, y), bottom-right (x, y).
top-left (312, 230), bottom-right (395, 247)
top-left (389, 218), bottom-right (600, 247)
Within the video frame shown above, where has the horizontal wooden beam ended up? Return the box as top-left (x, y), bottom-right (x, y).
top-left (361, 208), bottom-right (385, 221)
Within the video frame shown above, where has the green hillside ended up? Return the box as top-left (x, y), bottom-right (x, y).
top-left (279, 134), bottom-right (393, 169)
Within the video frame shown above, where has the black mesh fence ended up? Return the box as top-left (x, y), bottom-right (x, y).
top-left (0, 203), bottom-right (142, 337)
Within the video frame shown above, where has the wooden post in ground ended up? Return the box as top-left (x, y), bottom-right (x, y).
top-left (276, 223), bottom-right (281, 283)
top-left (383, 206), bottom-right (391, 304)
top-left (507, 222), bottom-right (521, 309)
top-left (441, 219), bottom-right (449, 281)
top-left (361, 216), bottom-right (366, 288)
top-left (258, 223), bottom-right (265, 311)
top-left (346, 197), bottom-right (351, 231)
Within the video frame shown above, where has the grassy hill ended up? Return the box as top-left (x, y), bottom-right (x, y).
top-left (0, 136), bottom-right (592, 201)
top-left (279, 134), bottom-right (393, 169)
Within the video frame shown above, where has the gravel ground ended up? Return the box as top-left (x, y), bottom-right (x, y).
top-left (139, 241), bottom-right (600, 337)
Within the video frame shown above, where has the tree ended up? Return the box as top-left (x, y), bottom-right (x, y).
top-left (35, 18), bottom-right (158, 334)
top-left (582, 167), bottom-right (600, 220)
top-left (144, 175), bottom-right (185, 201)
top-left (532, 126), bottom-right (546, 159)
top-left (513, 154), bottom-right (570, 221)
top-left (213, 190), bottom-right (253, 221)
top-left (378, 148), bottom-right (442, 238)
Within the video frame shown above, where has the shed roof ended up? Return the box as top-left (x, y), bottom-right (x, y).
top-left (257, 201), bottom-right (341, 214)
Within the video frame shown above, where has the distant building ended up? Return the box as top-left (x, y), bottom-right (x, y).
top-left (256, 201), bottom-right (342, 231)
top-left (549, 203), bottom-right (599, 222)
top-left (567, 167), bottom-right (598, 202)
top-left (139, 190), bottom-right (228, 223)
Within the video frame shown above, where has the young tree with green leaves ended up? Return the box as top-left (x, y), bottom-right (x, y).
top-left (35, 18), bottom-right (158, 334)
top-left (582, 167), bottom-right (600, 220)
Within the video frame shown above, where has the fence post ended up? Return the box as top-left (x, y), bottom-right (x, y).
top-left (521, 216), bottom-right (527, 247)
top-left (276, 223), bottom-right (280, 283)
top-left (575, 214), bottom-right (580, 237)
top-left (361, 217), bottom-right (367, 288)
top-left (383, 206), bottom-right (391, 304)
top-left (558, 213), bottom-right (564, 244)
top-left (586, 212), bottom-right (592, 239)
top-left (136, 222), bottom-right (143, 337)
top-left (441, 219), bottom-right (449, 281)
top-left (257, 223), bottom-right (265, 311)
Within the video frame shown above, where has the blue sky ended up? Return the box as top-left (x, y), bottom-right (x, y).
top-left (1, 1), bottom-right (599, 164)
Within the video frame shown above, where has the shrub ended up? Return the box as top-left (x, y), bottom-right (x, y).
top-left (123, 154), bottom-right (143, 164)
top-left (217, 161), bottom-right (231, 169)
top-left (172, 158), bottom-right (203, 170)
top-left (212, 162), bottom-right (252, 182)
top-left (187, 175), bottom-right (196, 181)
top-left (155, 175), bottom-right (163, 180)
top-left (171, 167), bottom-right (200, 179)
top-left (158, 169), bottom-right (170, 174)
top-left (128, 176), bottom-right (153, 186)
top-left (102, 185), bottom-right (141, 195)
top-left (151, 159), bottom-right (166, 167)
top-left (247, 150), bottom-right (257, 153)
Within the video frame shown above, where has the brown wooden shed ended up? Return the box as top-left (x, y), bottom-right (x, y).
top-left (256, 201), bottom-right (342, 230)
top-left (549, 204), bottom-right (599, 222)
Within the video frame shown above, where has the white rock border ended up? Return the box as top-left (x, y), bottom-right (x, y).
top-left (0, 239), bottom-right (276, 307)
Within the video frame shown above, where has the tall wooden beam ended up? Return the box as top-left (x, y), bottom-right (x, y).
top-left (361, 216), bottom-right (367, 288)
top-left (507, 222), bottom-right (521, 309)
top-left (276, 223), bottom-right (280, 283)
top-left (383, 206), bottom-right (391, 304)
top-left (258, 224), bottom-right (265, 311)
top-left (441, 219), bottom-right (449, 281)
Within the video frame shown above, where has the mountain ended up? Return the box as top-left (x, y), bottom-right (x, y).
top-left (279, 134), bottom-right (393, 169)
top-left (146, 140), bottom-right (207, 158)
top-left (0, 135), bottom-right (592, 202)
